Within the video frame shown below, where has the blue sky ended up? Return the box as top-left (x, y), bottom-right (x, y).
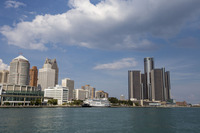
top-left (0, 0), bottom-right (200, 103)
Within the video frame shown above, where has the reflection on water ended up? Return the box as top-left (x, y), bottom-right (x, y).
top-left (0, 107), bottom-right (199, 133)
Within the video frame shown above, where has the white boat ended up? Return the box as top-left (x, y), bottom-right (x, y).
top-left (82, 98), bottom-right (111, 107)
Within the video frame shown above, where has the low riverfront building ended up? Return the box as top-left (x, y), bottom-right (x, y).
top-left (0, 84), bottom-right (44, 106)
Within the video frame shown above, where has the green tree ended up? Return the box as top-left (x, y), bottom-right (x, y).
top-left (48, 99), bottom-right (58, 105)
top-left (4, 102), bottom-right (10, 106)
top-left (35, 99), bottom-right (42, 105)
top-left (108, 97), bottom-right (119, 104)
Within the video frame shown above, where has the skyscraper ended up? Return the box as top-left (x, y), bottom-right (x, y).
top-left (37, 63), bottom-right (55, 91)
top-left (128, 70), bottom-right (143, 100)
top-left (128, 57), bottom-right (171, 102)
top-left (82, 85), bottom-right (95, 99)
top-left (29, 66), bottom-right (38, 87)
top-left (8, 55), bottom-right (30, 85)
top-left (44, 58), bottom-right (59, 85)
top-left (62, 78), bottom-right (74, 101)
top-left (0, 70), bottom-right (9, 84)
top-left (144, 57), bottom-right (154, 100)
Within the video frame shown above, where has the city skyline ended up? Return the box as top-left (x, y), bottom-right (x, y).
top-left (0, 0), bottom-right (200, 103)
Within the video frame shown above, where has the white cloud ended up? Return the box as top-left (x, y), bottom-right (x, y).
top-left (5, 0), bottom-right (26, 8)
top-left (0, 59), bottom-right (10, 70)
top-left (1, 0), bottom-right (200, 50)
top-left (94, 58), bottom-right (137, 70)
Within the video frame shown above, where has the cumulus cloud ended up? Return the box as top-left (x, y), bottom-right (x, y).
top-left (0, 59), bottom-right (10, 70)
top-left (1, 0), bottom-right (200, 51)
top-left (5, 0), bottom-right (26, 8)
top-left (94, 58), bottom-right (137, 70)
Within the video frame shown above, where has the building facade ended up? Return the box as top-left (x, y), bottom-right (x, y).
top-left (95, 90), bottom-right (109, 99)
top-left (44, 58), bottom-right (59, 85)
top-left (29, 66), bottom-right (38, 87)
top-left (44, 85), bottom-right (68, 105)
top-left (144, 57), bottom-right (154, 100)
top-left (128, 70), bottom-right (143, 100)
top-left (82, 85), bottom-right (95, 99)
top-left (37, 63), bottom-right (55, 91)
top-left (73, 89), bottom-right (88, 100)
top-left (8, 55), bottom-right (30, 85)
top-left (62, 78), bottom-right (74, 101)
top-left (0, 70), bottom-right (9, 84)
top-left (0, 84), bottom-right (43, 105)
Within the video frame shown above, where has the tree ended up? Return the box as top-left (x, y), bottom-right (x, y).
top-left (48, 99), bottom-right (58, 105)
top-left (35, 99), bottom-right (42, 105)
top-left (108, 97), bottom-right (119, 104)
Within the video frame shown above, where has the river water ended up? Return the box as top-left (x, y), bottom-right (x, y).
top-left (0, 107), bottom-right (199, 133)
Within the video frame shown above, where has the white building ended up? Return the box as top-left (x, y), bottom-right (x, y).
top-left (44, 85), bottom-right (69, 105)
top-left (8, 55), bottom-right (30, 85)
top-left (62, 78), bottom-right (74, 101)
top-left (38, 63), bottom-right (55, 91)
top-left (74, 89), bottom-right (88, 101)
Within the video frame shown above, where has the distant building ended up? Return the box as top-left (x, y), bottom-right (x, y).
top-left (128, 57), bottom-right (171, 102)
top-left (62, 78), bottom-right (74, 101)
top-left (0, 70), bottom-right (9, 84)
top-left (37, 63), bottom-right (55, 91)
top-left (120, 95), bottom-right (125, 101)
top-left (44, 85), bottom-right (68, 105)
top-left (95, 90), bottom-right (109, 99)
top-left (73, 89), bottom-right (88, 100)
top-left (8, 55), bottom-right (30, 85)
top-left (82, 85), bottom-right (95, 99)
top-left (176, 101), bottom-right (187, 106)
top-left (44, 58), bottom-right (59, 85)
top-left (29, 66), bottom-right (38, 87)
top-left (128, 70), bottom-right (143, 100)
top-left (144, 57), bottom-right (154, 100)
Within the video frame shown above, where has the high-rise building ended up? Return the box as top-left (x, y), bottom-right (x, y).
top-left (29, 66), bottom-right (38, 87)
top-left (144, 57), bottom-right (154, 100)
top-left (120, 95), bottom-right (125, 101)
top-left (0, 70), bottom-right (9, 84)
top-left (151, 68), bottom-right (170, 101)
top-left (62, 78), bottom-right (74, 101)
top-left (44, 58), bottom-right (59, 85)
top-left (128, 70), bottom-right (143, 100)
top-left (8, 55), bottom-right (30, 85)
top-left (73, 89), bottom-right (88, 100)
top-left (165, 71), bottom-right (171, 100)
top-left (82, 85), bottom-right (95, 99)
top-left (37, 63), bottom-right (55, 91)
top-left (128, 57), bottom-right (171, 102)
top-left (95, 90), bottom-right (109, 99)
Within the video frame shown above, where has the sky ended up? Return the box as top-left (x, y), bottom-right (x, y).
top-left (0, 0), bottom-right (200, 104)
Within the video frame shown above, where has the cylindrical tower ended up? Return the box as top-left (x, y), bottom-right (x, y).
top-left (144, 57), bottom-right (154, 100)
top-left (8, 55), bottom-right (30, 85)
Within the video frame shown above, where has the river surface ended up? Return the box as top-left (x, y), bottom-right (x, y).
top-left (0, 107), bottom-right (199, 133)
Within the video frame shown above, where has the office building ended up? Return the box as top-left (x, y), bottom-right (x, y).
top-left (62, 78), bottom-right (74, 101)
top-left (37, 63), bottom-right (55, 91)
top-left (44, 85), bottom-right (69, 105)
top-left (29, 66), bottom-right (38, 87)
top-left (0, 70), bottom-right (9, 84)
top-left (144, 57), bottom-right (154, 100)
top-left (95, 90), bottom-right (109, 99)
top-left (128, 57), bottom-right (171, 102)
top-left (128, 70), bottom-right (143, 100)
top-left (44, 58), bottom-right (59, 85)
top-left (8, 55), bottom-right (30, 85)
top-left (82, 85), bottom-right (95, 99)
top-left (73, 89), bottom-right (88, 100)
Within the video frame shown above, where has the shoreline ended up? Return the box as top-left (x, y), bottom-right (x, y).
top-left (0, 105), bottom-right (199, 108)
